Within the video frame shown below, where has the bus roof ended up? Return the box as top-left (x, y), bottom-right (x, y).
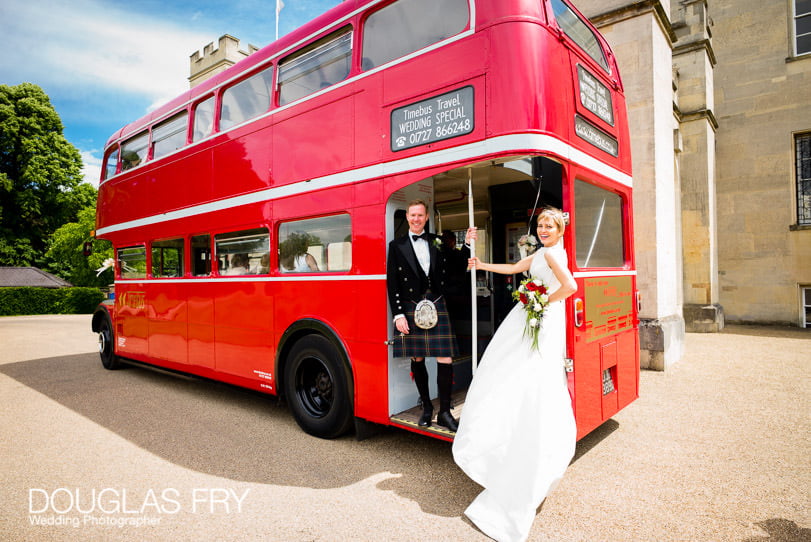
top-left (106, 0), bottom-right (366, 148)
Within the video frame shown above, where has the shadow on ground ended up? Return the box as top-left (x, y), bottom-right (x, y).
top-left (2, 352), bottom-right (622, 518)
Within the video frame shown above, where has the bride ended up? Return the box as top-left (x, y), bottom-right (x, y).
top-left (453, 207), bottom-right (578, 542)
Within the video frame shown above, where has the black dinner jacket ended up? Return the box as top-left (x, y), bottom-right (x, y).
top-left (386, 233), bottom-right (449, 316)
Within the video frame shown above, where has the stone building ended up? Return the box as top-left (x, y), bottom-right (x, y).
top-left (188, 1), bottom-right (811, 370)
top-left (189, 35), bottom-right (258, 88)
top-left (575, 0), bottom-right (811, 369)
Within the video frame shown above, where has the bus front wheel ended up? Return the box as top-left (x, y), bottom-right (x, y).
top-left (98, 314), bottom-right (121, 370)
top-left (284, 335), bottom-right (353, 439)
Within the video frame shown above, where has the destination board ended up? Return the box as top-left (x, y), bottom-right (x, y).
top-left (575, 115), bottom-right (619, 157)
top-left (577, 65), bottom-right (614, 126)
top-left (390, 86), bottom-right (474, 152)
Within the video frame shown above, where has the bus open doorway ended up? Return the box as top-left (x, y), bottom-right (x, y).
top-left (386, 156), bottom-right (564, 440)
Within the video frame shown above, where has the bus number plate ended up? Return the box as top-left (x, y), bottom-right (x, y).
top-left (390, 86), bottom-right (474, 152)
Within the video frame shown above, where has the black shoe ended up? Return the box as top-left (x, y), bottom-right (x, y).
top-left (418, 400), bottom-right (433, 427)
top-left (436, 411), bottom-right (458, 432)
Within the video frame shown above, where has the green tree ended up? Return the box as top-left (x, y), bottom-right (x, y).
top-left (0, 83), bottom-right (93, 265)
top-left (43, 206), bottom-right (113, 287)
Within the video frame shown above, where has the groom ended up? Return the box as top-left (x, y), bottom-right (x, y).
top-left (387, 199), bottom-right (463, 432)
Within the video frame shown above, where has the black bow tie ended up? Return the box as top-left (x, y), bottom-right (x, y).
top-left (412, 232), bottom-right (429, 242)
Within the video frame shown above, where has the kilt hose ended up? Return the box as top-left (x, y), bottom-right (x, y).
top-left (393, 296), bottom-right (459, 358)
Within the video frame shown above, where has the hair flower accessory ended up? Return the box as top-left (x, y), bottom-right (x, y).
top-left (512, 277), bottom-right (550, 350)
top-left (517, 234), bottom-right (538, 259)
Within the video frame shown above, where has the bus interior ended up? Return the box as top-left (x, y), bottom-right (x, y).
top-left (387, 155), bottom-right (565, 437)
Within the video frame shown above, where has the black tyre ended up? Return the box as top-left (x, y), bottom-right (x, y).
top-left (98, 314), bottom-right (121, 370)
top-left (284, 335), bottom-right (353, 439)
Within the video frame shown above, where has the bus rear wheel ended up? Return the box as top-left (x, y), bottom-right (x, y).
top-left (284, 335), bottom-right (353, 439)
top-left (98, 314), bottom-right (121, 370)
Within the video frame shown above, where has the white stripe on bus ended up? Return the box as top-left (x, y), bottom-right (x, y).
top-left (96, 133), bottom-right (632, 236)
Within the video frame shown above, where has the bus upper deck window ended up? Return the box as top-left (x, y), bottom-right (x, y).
top-left (549, 0), bottom-right (609, 72)
top-left (362, 0), bottom-right (468, 70)
top-left (220, 68), bottom-right (274, 130)
top-left (152, 112), bottom-right (188, 160)
top-left (193, 96), bottom-right (216, 141)
top-left (120, 132), bottom-right (149, 171)
top-left (103, 147), bottom-right (119, 180)
top-left (278, 29), bottom-right (353, 106)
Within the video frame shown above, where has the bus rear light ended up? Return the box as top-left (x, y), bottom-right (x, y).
top-left (636, 291), bottom-right (642, 313)
top-left (573, 297), bottom-right (584, 327)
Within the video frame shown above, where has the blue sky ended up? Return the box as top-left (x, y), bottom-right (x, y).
top-left (0, 0), bottom-right (342, 187)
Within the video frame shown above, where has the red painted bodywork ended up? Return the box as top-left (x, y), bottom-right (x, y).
top-left (95, 0), bottom-right (638, 439)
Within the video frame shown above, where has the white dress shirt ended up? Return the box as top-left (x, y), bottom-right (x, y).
top-left (410, 231), bottom-right (430, 275)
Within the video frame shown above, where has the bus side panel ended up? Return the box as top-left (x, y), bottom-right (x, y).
top-left (97, 177), bottom-right (144, 229)
top-left (144, 157), bottom-right (197, 223)
top-left (115, 282), bottom-right (149, 359)
top-left (486, 18), bottom-right (570, 138)
top-left (616, 323), bottom-right (640, 409)
top-left (211, 125), bottom-right (272, 200)
top-left (147, 282), bottom-right (188, 365)
top-left (571, 326), bottom-right (605, 439)
top-left (346, 282), bottom-right (391, 425)
top-left (271, 88), bottom-right (355, 187)
top-left (214, 282), bottom-right (274, 381)
top-left (187, 281), bottom-right (215, 370)
top-left (571, 274), bottom-right (639, 440)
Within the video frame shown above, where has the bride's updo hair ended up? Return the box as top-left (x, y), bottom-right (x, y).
top-left (537, 207), bottom-right (566, 235)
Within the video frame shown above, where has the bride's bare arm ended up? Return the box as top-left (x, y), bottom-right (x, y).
top-left (468, 254), bottom-right (533, 275)
top-left (545, 251), bottom-right (577, 303)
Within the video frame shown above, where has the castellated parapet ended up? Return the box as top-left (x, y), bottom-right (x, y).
top-left (189, 34), bottom-right (258, 88)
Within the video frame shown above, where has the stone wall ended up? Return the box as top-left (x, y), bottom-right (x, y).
top-left (712, 0), bottom-right (811, 325)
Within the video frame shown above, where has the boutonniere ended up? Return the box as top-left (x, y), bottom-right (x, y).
top-left (432, 237), bottom-right (442, 249)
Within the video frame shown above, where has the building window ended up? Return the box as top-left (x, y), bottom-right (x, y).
top-left (794, 0), bottom-right (811, 56)
top-left (802, 287), bottom-right (811, 327)
top-left (796, 133), bottom-right (811, 226)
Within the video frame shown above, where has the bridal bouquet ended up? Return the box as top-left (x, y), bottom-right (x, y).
top-left (512, 277), bottom-right (550, 350)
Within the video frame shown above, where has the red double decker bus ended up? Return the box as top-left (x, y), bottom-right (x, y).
top-left (92, 0), bottom-right (639, 441)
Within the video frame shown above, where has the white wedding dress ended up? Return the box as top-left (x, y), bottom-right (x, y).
top-left (452, 244), bottom-right (576, 542)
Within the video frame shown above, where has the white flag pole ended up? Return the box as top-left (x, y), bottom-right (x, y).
top-left (275, 0), bottom-right (284, 41)
top-left (468, 171), bottom-right (478, 375)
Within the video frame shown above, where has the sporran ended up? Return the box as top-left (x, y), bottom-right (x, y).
top-left (413, 298), bottom-right (439, 329)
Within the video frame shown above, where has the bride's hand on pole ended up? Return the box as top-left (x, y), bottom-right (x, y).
top-left (468, 256), bottom-right (482, 270)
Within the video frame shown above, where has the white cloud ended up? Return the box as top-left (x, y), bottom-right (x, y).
top-left (2, 0), bottom-right (215, 106)
top-left (80, 150), bottom-right (103, 189)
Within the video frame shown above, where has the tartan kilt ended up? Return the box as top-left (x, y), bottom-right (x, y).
top-left (393, 296), bottom-right (459, 358)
